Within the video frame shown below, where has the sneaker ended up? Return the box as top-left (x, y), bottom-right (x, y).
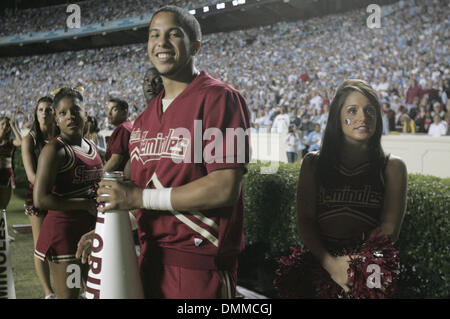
top-left (44, 293), bottom-right (56, 299)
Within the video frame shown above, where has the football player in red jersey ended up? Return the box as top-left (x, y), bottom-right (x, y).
top-left (34, 88), bottom-right (103, 299)
top-left (143, 67), bottom-right (163, 105)
top-left (103, 98), bottom-right (132, 172)
top-left (96, 6), bottom-right (251, 298)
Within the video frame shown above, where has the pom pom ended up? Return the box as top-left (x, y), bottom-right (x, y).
top-left (274, 228), bottom-right (400, 299)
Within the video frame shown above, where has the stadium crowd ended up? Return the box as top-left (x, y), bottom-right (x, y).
top-left (0, 0), bottom-right (449, 142)
top-left (0, 0), bottom-right (223, 37)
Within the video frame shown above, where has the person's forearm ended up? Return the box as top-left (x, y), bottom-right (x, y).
top-left (34, 194), bottom-right (92, 212)
top-left (123, 160), bottom-right (131, 180)
top-left (25, 171), bottom-right (36, 185)
top-left (171, 174), bottom-right (241, 212)
top-left (298, 216), bottom-right (334, 270)
top-left (103, 154), bottom-right (123, 172)
top-left (11, 122), bottom-right (22, 140)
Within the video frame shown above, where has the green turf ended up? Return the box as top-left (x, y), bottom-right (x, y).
top-left (5, 188), bottom-right (46, 299)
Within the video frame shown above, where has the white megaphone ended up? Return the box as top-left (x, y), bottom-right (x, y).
top-left (0, 209), bottom-right (16, 299)
top-left (85, 172), bottom-right (144, 299)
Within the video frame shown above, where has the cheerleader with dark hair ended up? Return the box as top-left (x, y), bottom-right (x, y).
top-left (0, 115), bottom-right (22, 208)
top-left (21, 96), bottom-right (59, 299)
top-left (33, 88), bottom-right (103, 299)
top-left (276, 79), bottom-right (407, 298)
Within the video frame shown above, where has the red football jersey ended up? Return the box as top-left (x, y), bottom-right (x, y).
top-left (129, 71), bottom-right (250, 269)
top-left (52, 136), bottom-right (104, 201)
top-left (105, 120), bottom-right (132, 171)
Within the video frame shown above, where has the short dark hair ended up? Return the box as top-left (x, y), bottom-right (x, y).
top-left (53, 87), bottom-right (83, 109)
top-left (108, 98), bottom-right (129, 111)
top-left (151, 5), bottom-right (202, 42)
top-left (86, 115), bottom-right (99, 133)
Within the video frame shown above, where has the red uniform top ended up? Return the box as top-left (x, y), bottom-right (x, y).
top-left (105, 120), bottom-right (132, 171)
top-left (52, 136), bottom-right (103, 201)
top-left (129, 71), bottom-right (250, 271)
top-left (34, 136), bottom-right (104, 263)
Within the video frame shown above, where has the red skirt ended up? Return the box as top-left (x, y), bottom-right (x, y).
top-left (35, 210), bottom-right (96, 263)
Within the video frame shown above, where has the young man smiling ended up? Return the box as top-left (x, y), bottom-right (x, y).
top-left (96, 6), bottom-right (251, 299)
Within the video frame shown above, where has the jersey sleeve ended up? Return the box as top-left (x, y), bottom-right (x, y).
top-left (108, 126), bottom-right (131, 157)
top-left (202, 88), bottom-right (251, 174)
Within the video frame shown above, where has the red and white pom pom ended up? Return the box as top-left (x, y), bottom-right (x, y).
top-left (274, 228), bottom-right (400, 299)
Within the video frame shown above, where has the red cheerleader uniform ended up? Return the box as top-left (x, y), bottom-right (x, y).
top-left (24, 130), bottom-right (46, 216)
top-left (0, 140), bottom-right (15, 189)
top-left (34, 136), bottom-right (103, 263)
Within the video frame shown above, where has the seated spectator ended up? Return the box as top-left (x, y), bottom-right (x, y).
top-left (382, 102), bottom-right (396, 132)
top-left (319, 103), bottom-right (329, 131)
top-left (414, 106), bottom-right (428, 133)
top-left (406, 78), bottom-right (422, 106)
top-left (84, 115), bottom-right (106, 158)
top-left (299, 110), bottom-right (313, 137)
top-left (310, 108), bottom-right (321, 124)
top-left (285, 125), bottom-right (301, 163)
top-left (431, 101), bottom-right (446, 119)
top-left (271, 105), bottom-right (290, 134)
top-left (420, 79), bottom-right (439, 105)
top-left (254, 110), bottom-right (267, 133)
top-left (303, 123), bottom-right (322, 157)
top-left (375, 74), bottom-right (390, 98)
top-left (402, 114), bottom-right (416, 134)
top-left (409, 97), bottom-right (421, 119)
top-left (428, 114), bottom-right (448, 137)
top-left (445, 112), bottom-right (450, 135)
top-left (395, 105), bottom-right (408, 129)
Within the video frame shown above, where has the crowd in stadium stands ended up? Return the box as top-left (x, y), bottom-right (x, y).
top-left (0, 0), bottom-right (449, 143)
top-left (0, 0), bottom-right (222, 37)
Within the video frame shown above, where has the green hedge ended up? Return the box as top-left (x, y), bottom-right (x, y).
top-left (243, 162), bottom-right (450, 299)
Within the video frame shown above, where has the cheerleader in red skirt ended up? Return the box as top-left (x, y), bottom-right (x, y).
top-left (21, 96), bottom-right (59, 299)
top-left (33, 88), bottom-right (103, 299)
top-left (0, 115), bottom-right (22, 209)
top-left (283, 79), bottom-right (408, 298)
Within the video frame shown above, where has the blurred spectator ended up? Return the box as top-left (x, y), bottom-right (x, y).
top-left (406, 79), bottom-right (422, 106)
top-left (319, 103), bottom-right (329, 131)
top-left (285, 125), bottom-right (301, 163)
top-left (414, 106), bottom-right (428, 133)
top-left (402, 114), bottom-right (416, 134)
top-left (84, 115), bottom-right (106, 158)
top-left (420, 80), bottom-right (440, 106)
top-left (0, 0), bottom-right (205, 37)
top-left (382, 102), bottom-right (396, 132)
top-left (271, 106), bottom-right (290, 134)
top-left (431, 101), bottom-right (446, 119)
top-left (428, 114), bottom-right (448, 137)
top-left (303, 123), bottom-right (322, 156)
top-left (0, 0), bottom-right (448, 140)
